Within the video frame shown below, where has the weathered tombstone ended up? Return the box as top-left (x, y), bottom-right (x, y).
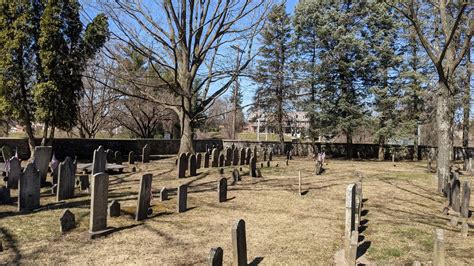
top-left (218, 178), bottom-right (227, 202)
top-left (128, 151), bottom-right (135, 164)
top-left (451, 179), bottom-right (461, 212)
top-left (189, 154), bottom-right (197, 176)
top-left (263, 150), bottom-right (267, 162)
top-left (218, 154), bottom-right (225, 167)
top-left (57, 157), bottom-right (75, 201)
top-left (286, 159), bottom-right (289, 166)
top-left (105, 149), bottom-right (114, 163)
top-left (6, 157), bottom-right (21, 189)
top-left (136, 173), bottom-right (153, 221)
top-left (34, 146), bottom-right (52, 183)
top-left (77, 174), bottom-right (90, 191)
top-left (233, 148), bottom-right (239, 166)
top-left (269, 150), bottom-right (273, 161)
top-left (142, 144), bottom-right (151, 163)
top-left (253, 146), bottom-right (258, 163)
top-left (177, 184), bottom-right (187, 213)
top-left (250, 156), bottom-right (257, 177)
top-left (256, 169), bottom-right (262, 178)
top-left (92, 146), bottom-right (106, 175)
top-left (245, 148), bottom-right (251, 165)
top-left (225, 148), bottom-right (232, 166)
top-left (219, 168), bottom-right (224, 175)
top-left (232, 219), bottom-right (247, 266)
top-left (160, 187), bottom-right (168, 201)
top-left (315, 161), bottom-right (322, 175)
top-left (266, 160), bottom-right (270, 168)
top-left (211, 149), bottom-right (219, 167)
top-left (114, 151), bottom-right (122, 165)
top-left (208, 247), bottom-right (223, 266)
top-left (196, 153), bottom-right (202, 169)
top-left (178, 153), bottom-right (187, 178)
top-left (260, 163), bottom-right (263, 168)
top-left (433, 229), bottom-right (445, 266)
top-left (89, 173), bottom-right (109, 234)
top-left (60, 209), bottom-right (76, 233)
top-left (344, 184), bottom-right (356, 262)
top-left (18, 163), bottom-right (40, 211)
top-left (232, 169), bottom-right (240, 182)
top-left (1, 146), bottom-right (11, 163)
top-left (109, 200), bottom-right (121, 217)
top-left (461, 181), bottom-right (470, 218)
top-left (184, 153), bottom-right (190, 171)
top-left (240, 148), bottom-right (246, 165)
top-left (204, 152), bottom-right (210, 168)
top-left (0, 186), bottom-right (11, 204)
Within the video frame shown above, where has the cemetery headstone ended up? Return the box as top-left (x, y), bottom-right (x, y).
top-left (204, 152), bottom-right (210, 168)
top-left (57, 157), bottom-right (75, 201)
top-left (219, 168), bottom-right (224, 175)
top-left (114, 151), bottom-right (122, 165)
top-left (263, 150), bottom-right (267, 162)
top-left (232, 169), bottom-right (240, 182)
top-left (225, 148), bottom-right (232, 166)
top-left (177, 184), bottom-right (188, 213)
top-left (344, 184), bottom-right (356, 262)
top-left (6, 157), bottom-right (21, 189)
top-left (211, 148), bottom-right (219, 167)
top-left (240, 148), bottom-right (245, 165)
top-left (461, 181), bottom-right (470, 218)
top-left (218, 154), bottom-right (225, 167)
top-left (92, 146), bottom-right (106, 175)
top-left (34, 146), bottom-right (52, 183)
top-left (184, 153), bottom-right (190, 171)
top-left (0, 186), bottom-right (11, 204)
top-left (128, 151), bottom-right (135, 164)
top-left (160, 187), bottom-right (168, 201)
top-left (232, 219), bottom-right (247, 266)
top-left (245, 148), bottom-right (251, 164)
top-left (178, 153), bottom-right (187, 178)
top-left (233, 148), bottom-right (239, 166)
top-left (18, 163), bottom-right (40, 211)
top-left (269, 151), bottom-right (273, 161)
top-left (142, 144), bottom-right (151, 163)
top-left (250, 157), bottom-right (256, 177)
top-left (433, 229), bottom-right (445, 266)
top-left (196, 153), bottom-right (202, 169)
top-left (89, 172), bottom-right (109, 234)
top-left (77, 174), bottom-right (90, 191)
top-left (253, 146), bottom-right (257, 163)
top-left (109, 200), bottom-right (121, 217)
top-left (348, 230), bottom-right (358, 265)
top-left (208, 247), bottom-right (223, 266)
top-left (136, 173), bottom-right (153, 221)
top-left (60, 209), bottom-right (76, 233)
top-left (105, 149), bottom-right (114, 163)
top-left (256, 169), bottom-right (262, 178)
top-left (189, 154), bottom-right (197, 176)
top-left (266, 160), bottom-right (270, 168)
top-left (218, 178), bottom-right (227, 202)
top-left (451, 179), bottom-right (461, 212)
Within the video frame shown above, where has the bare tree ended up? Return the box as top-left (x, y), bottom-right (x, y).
top-left (386, 1), bottom-right (473, 187)
top-left (99, 0), bottom-right (270, 153)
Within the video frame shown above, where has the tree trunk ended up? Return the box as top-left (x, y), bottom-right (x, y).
top-left (462, 50), bottom-right (471, 169)
top-left (436, 80), bottom-right (454, 193)
top-left (24, 123), bottom-right (36, 160)
top-left (41, 121), bottom-right (49, 146)
top-left (178, 94), bottom-right (195, 154)
top-left (413, 124), bottom-right (419, 161)
top-left (346, 132), bottom-right (353, 159)
top-left (378, 135), bottom-right (385, 161)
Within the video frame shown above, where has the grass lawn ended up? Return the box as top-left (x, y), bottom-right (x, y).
top-left (0, 157), bottom-right (473, 264)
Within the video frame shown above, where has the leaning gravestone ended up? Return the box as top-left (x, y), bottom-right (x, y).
top-left (245, 148), bottom-right (251, 165)
top-left (6, 157), bottom-right (21, 189)
top-left (57, 157), bottom-right (75, 201)
top-left (92, 146), bottom-right (106, 175)
top-left (218, 178), bottom-right (227, 203)
top-left (114, 151), bottom-right (122, 165)
top-left (1, 146), bottom-right (11, 163)
top-left (60, 209), bottom-right (76, 233)
top-left (136, 173), bottom-right (153, 221)
top-left (34, 146), bottom-right (52, 183)
top-left (18, 163), bottom-right (40, 212)
top-left (225, 148), bottom-right (232, 166)
top-left (189, 154), bottom-right (197, 176)
top-left (109, 200), bottom-right (121, 217)
top-left (177, 184), bottom-right (188, 213)
top-left (128, 151), bottom-right (135, 164)
top-left (250, 157), bottom-right (257, 177)
top-left (232, 219), bottom-right (247, 266)
top-left (211, 148), bottom-right (219, 167)
top-left (218, 154), bottom-right (225, 167)
top-left (89, 173), bottom-right (109, 236)
top-left (142, 144), bottom-right (151, 163)
top-left (204, 152), bottom-right (210, 168)
top-left (160, 187), bottom-right (168, 201)
top-left (233, 148), bottom-right (239, 166)
top-left (240, 148), bottom-right (246, 165)
top-left (178, 153), bottom-right (187, 178)
top-left (196, 153), bottom-right (202, 169)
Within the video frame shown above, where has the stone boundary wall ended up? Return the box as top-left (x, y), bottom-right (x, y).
top-left (0, 137), bottom-right (470, 161)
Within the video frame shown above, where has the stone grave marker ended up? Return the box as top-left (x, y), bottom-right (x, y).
top-left (232, 219), bottom-right (247, 266)
top-left (128, 151), bottom-right (135, 164)
top-left (250, 156), bottom-right (257, 177)
top-left (256, 169), bottom-right (262, 178)
top-left (77, 175), bottom-right (89, 191)
top-left (232, 169), bottom-right (240, 182)
top-left (269, 151), bottom-right (273, 161)
top-left (177, 184), bottom-right (188, 213)
top-left (7, 157), bottom-right (21, 189)
top-left (218, 154), bottom-right (225, 167)
top-left (245, 148), bottom-right (251, 164)
top-left (105, 149), bottom-right (114, 163)
top-left (0, 186), bottom-right (11, 204)
top-left (225, 148), bottom-right (232, 166)
top-left (204, 152), bottom-right (210, 168)
top-left (189, 154), bottom-right (197, 176)
top-left (114, 151), bottom-right (122, 165)
top-left (263, 150), bottom-right (267, 162)
top-left (142, 144), bottom-right (151, 163)
top-left (57, 157), bottom-right (75, 201)
top-left (219, 168), bottom-right (224, 175)
top-left (240, 148), bottom-right (245, 165)
top-left (344, 184), bottom-right (356, 262)
top-left (136, 173), bottom-right (153, 221)
top-left (196, 153), bottom-right (202, 169)
top-left (18, 163), bottom-right (40, 212)
top-left (266, 160), bottom-right (270, 168)
top-left (34, 146), bottom-right (52, 183)
top-left (461, 181), bottom-right (471, 218)
top-left (253, 146), bottom-right (257, 163)
top-left (92, 146), bottom-right (106, 175)
top-left (160, 187), bottom-right (168, 201)
top-left (211, 148), bottom-right (219, 167)
top-left (178, 153), bottom-right (187, 178)
top-left (109, 200), bottom-right (121, 217)
top-left (218, 178), bottom-right (227, 202)
top-left (89, 172), bottom-right (109, 234)
top-left (208, 247), bottom-right (223, 266)
top-left (60, 209), bottom-right (76, 233)
top-left (233, 148), bottom-right (239, 166)
top-left (451, 179), bottom-right (461, 212)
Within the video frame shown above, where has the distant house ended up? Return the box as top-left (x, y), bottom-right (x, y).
top-left (246, 111), bottom-right (310, 137)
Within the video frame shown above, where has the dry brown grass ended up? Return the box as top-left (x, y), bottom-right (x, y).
top-left (0, 157), bottom-right (473, 264)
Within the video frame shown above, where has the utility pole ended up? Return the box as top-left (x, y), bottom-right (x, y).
top-left (230, 45), bottom-right (243, 140)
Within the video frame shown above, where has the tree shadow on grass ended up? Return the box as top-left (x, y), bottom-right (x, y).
top-left (0, 227), bottom-right (21, 263)
top-left (356, 241), bottom-right (371, 259)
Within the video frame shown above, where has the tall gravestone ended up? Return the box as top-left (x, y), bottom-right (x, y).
top-left (211, 149), bottom-right (219, 167)
top-left (114, 151), bottom-right (122, 165)
top-left (253, 146), bottom-right (257, 163)
top-left (160, 187), bottom-right (168, 201)
top-left (218, 178), bottom-right (227, 203)
top-left (461, 181), bottom-right (471, 218)
top-left (18, 163), bottom-right (40, 211)
top-left (250, 157), bottom-right (257, 177)
top-left (232, 149), bottom-right (239, 166)
top-left (232, 219), bottom-right (247, 266)
top-left (189, 154), bottom-right (197, 176)
top-left (34, 146), bottom-right (52, 183)
top-left (128, 151), bottom-right (135, 164)
top-left (177, 184), bottom-right (188, 213)
top-left (204, 152), bottom-right (210, 168)
top-left (142, 144), bottom-right (151, 163)
top-left (451, 179), bottom-right (461, 212)
top-left (240, 148), bottom-right (245, 165)
top-left (92, 146), bottom-right (106, 175)
top-left (225, 148), bottom-right (232, 166)
top-left (269, 150), bottom-right (273, 161)
top-left (6, 157), bottom-right (21, 189)
top-left (245, 148), bottom-right (251, 165)
top-left (218, 154), bottom-right (225, 167)
top-left (89, 173), bottom-right (109, 234)
top-left (263, 150), bottom-right (267, 162)
top-left (196, 153), bottom-right (202, 169)
top-left (57, 157), bottom-right (75, 201)
top-left (136, 173), bottom-right (153, 221)
top-left (178, 153), bottom-right (187, 178)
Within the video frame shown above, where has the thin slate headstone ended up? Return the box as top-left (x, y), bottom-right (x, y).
top-left (233, 148), bottom-right (239, 166)
top-left (219, 168), bottom-right (224, 175)
top-left (105, 149), bottom-right (114, 163)
top-left (34, 146), bottom-right (52, 183)
top-left (18, 163), bottom-right (40, 212)
top-left (204, 152), bottom-right (210, 168)
top-left (0, 186), bottom-right (11, 204)
top-left (232, 219), bottom-right (247, 266)
top-left (177, 184), bottom-right (188, 213)
top-left (245, 148), bottom-right (251, 165)
top-left (253, 146), bottom-right (258, 163)
top-left (211, 148), bottom-right (219, 167)
top-left (114, 151), bottom-right (122, 165)
top-left (225, 148), bottom-right (232, 166)
top-left (109, 200), bottom-right (121, 217)
top-left (178, 153), bottom-right (187, 178)
top-left (461, 181), bottom-right (471, 218)
top-left (451, 179), bottom-right (461, 212)
top-left (142, 144), bottom-right (151, 163)
top-left (184, 153), bottom-right (190, 171)
top-left (256, 169), bottom-right (262, 178)
top-left (6, 157), bottom-right (21, 189)
top-left (232, 169), bottom-right (240, 182)
top-left (92, 146), bottom-right (106, 175)
top-left (189, 154), bottom-right (197, 176)
top-left (250, 156), bottom-right (257, 177)
top-left (269, 151), bottom-right (273, 161)
top-left (89, 173), bottom-right (109, 233)
top-left (77, 174), bottom-right (90, 191)
top-left (60, 209), bottom-right (76, 233)
top-left (240, 148), bottom-right (246, 165)
top-left (263, 151), bottom-right (267, 162)
top-left (57, 157), bottom-right (75, 201)
top-left (208, 247), bottom-right (223, 266)
top-left (218, 178), bottom-right (227, 203)
top-left (196, 153), bottom-right (202, 169)
top-left (218, 154), bottom-right (225, 167)
top-left (136, 173), bottom-right (153, 221)
top-left (128, 151), bottom-right (135, 164)
top-left (160, 187), bottom-right (168, 201)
